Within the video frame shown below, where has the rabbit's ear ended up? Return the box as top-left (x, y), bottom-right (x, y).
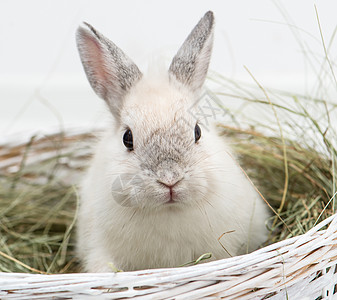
top-left (76, 23), bottom-right (142, 119)
top-left (169, 11), bottom-right (214, 92)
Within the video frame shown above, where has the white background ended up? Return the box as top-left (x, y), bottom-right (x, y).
top-left (1, 0), bottom-right (336, 138)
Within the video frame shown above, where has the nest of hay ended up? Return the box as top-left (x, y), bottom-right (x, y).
top-left (0, 132), bottom-right (95, 274)
top-left (0, 76), bottom-right (336, 298)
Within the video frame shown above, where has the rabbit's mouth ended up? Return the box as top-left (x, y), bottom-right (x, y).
top-left (165, 188), bottom-right (177, 204)
top-left (157, 178), bottom-right (183, 205)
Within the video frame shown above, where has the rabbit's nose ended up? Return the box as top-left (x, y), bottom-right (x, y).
top-left (157, 179), bottom-right (182, 189)
top-left (156, 169), bottom-right (183, 187)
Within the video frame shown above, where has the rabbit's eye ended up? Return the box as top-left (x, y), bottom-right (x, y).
top-left (195, 124), bottom-right (201, 142)
top-left (123, 129), bottom-right (134, 151)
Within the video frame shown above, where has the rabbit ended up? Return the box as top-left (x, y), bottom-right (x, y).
top-left (76, 11), bottom-right (269, 272)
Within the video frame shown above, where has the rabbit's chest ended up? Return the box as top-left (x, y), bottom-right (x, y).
top-left (105, 208), bottom-right (227, 270)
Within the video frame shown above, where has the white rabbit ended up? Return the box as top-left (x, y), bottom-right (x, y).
top-left (76, 11), bottom-right (269, 272)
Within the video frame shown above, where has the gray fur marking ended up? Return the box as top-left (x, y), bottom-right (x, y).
top-left (138, 125), bottom-right (192, 175)
top-left (169, 11), bottom-right (214, 90)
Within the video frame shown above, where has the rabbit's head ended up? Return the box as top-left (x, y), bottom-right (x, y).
top-left (77, 12), bottom-right (226, 209)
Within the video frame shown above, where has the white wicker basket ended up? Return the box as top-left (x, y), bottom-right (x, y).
top-left (0, 131), bottom-right (336, 299)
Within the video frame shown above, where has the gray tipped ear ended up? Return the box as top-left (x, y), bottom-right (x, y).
top-left (76, 22), bottom-right (142, 118)
top-left (169, 11), bottom-right (214, 92)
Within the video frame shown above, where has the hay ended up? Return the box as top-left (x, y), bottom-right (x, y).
top-left (209, 70), bottom-right (337, 246)
top-left (0, 132), bottom-right (95, 274)
top-left (222, 125), bottom-right (335, 244)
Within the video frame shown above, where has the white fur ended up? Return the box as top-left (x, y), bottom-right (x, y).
top-left (76, 12), bottom-right (269, 272)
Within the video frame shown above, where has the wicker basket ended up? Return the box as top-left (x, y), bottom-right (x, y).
top-left (0, 131), bottom-right (336, 299)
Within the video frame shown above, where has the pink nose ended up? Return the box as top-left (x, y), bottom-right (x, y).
top-left (158, 182), bottom-right (174, 189)
top-left (157, 180), bottom-right (180, 189)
